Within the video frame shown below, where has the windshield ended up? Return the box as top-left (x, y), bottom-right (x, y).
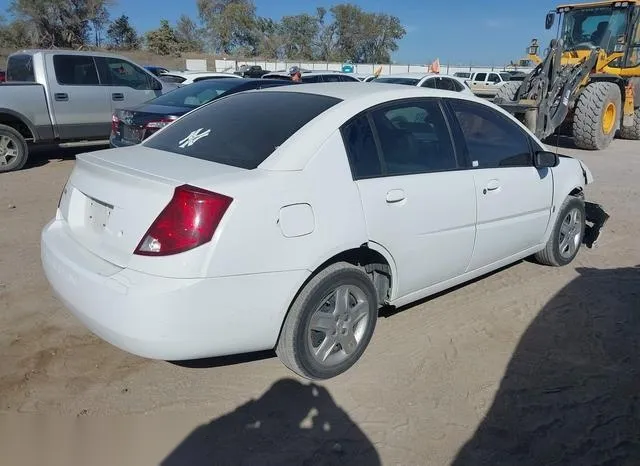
top-left (561, 6), bottom-right (628, 53)
top-left (373, 77), bottom-right (421, 86)
top-left (148, 79), bottom-right (244, 108)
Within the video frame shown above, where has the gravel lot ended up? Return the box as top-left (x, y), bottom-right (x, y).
top-left (1, 141), bottom-right (639, 466)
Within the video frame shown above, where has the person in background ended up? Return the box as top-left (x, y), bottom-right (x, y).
top-left (289, 66), bottom-right (302, 83)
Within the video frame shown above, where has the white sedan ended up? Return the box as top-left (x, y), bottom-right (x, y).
top-left (372, 73), bottom-right (474, 95)
top-left (41, 83), bottom-right (608, 380)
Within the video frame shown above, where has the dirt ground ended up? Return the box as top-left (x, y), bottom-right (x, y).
top-left (1, 140), bottom-right (639, 466)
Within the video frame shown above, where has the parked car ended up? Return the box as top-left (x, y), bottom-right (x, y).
top-left (262, 70), bottom-right (361, 83)
top-left (465, 71), bottom-right (513, 97)
top-left (0, 49), bottom-right (175, 173)
top-left (144, 66), bottom-right (171, 76)
top-left (158, 71), bottom-right (242, 86)
top-left (453, 71), bottom-right (472, 79)
top-left (110, 78), bottom-right (293, 147)
top-left (234, 65), bottom-right (270, 78)
top-left (372, 73), bottom-right (473, 95)
top-left (0, 70), bottom-right (5, 83)
top-left (41, 83), bottom-right (608, 381)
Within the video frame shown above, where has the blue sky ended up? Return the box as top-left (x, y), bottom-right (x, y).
top-left (1, 0), bottom-right (563, 64)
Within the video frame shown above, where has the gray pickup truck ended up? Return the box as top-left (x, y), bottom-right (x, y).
top-left (0, 49), bottom-right (175, 173)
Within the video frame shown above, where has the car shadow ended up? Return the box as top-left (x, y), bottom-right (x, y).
top-left (161, 378), bottom-right (381, 466)
top-left (451, 265), bottom-right (640, 465)
top-left (23, 143), bottom-right (109, 170)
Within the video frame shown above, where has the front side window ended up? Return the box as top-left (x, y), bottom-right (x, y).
top-left (96, 57), bottom-right (156, 89)
top-left (488, 73), bottom-right (501, 83)
top-left (626, 9), bottom-right (640, 67)
top-left (143, 91), bottom-right (341, 169)
top-left (448, 99), bottom-right (533, 168)
top-left (370, 99), bottom-right (458, 175)
top-left (53, 55), bottom-right (99, 85)
top-left (561, 6), bottom-right (628, 53)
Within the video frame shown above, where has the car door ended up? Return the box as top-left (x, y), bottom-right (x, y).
top-left (445, 98), bottom-right (553, 271)
top-left (45, 54), bottom-right (112, 140)
top-left (485, 73), bottom-right (502, 96)
top-left (342, 98), bottom-right (477, 299)
top-left (468, 72), bottom-right (486, 94)
top-left (95, 56), bottom-right (164, 113)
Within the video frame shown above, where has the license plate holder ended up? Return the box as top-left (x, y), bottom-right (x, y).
top-left (86, 197), bottom-right (113, 231)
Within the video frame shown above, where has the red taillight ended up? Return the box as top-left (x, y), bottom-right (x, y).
top-left (111, 113), bottom-right (119, 134)
top-left (134, 185), bottom-right (233, 257)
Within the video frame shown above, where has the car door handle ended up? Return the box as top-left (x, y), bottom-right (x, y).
top-left (54, 93), bottom-right (68, 101)
top-left (484, 179), bottom-right (501, 194)
top-left (386, 189), bottom-right (406, 203)
top-left (112, 93), bottom-right (124, 101)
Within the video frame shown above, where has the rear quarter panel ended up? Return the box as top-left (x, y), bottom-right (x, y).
top-left (0, 83), bottom-right (54, 140)
top-left (202, 129), bottom-right (368, 278)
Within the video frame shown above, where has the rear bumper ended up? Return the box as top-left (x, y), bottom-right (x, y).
top-left (41, 219), bottom-right (308, 361)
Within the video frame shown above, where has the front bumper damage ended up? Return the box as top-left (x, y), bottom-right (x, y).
top-left (583, 202), bottom-right (610, 248)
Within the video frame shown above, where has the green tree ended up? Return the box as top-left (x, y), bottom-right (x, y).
top-left (9, 0), bottom-right (112, 48)
top-left (145, 19), bottom-right (181, 56)
top-left (175, 14), bottom-right (204, 53)
top-left (90, 4), bottom-right (110, 47)
top-left (197, 0), bottom-right (258, 55)
top-left (0, 15), bottom-right (35, 48)
top-left (279, 13), bottom-right (320, 60)
top-left (107, 14), bottom-right (139, 50)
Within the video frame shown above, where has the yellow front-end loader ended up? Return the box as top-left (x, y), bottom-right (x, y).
top-left (495, 1), bottom-right (640, 150)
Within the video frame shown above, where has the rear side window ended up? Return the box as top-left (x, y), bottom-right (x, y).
top-left (342, 115), bottom-right (382, 179)
top-left (448, 99), bottom-right (532, 168)
top-left (7, 54), bottom-right (35, 82)
top-left (143, 91), bottom-right (341, 169)
top-left (53, 55), bottom-right (99, 85)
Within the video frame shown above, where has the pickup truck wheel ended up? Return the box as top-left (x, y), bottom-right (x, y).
top-left (0, 124), bottom-right (28, 173)
top-left (535, 196), bottom-right (586, 267)
top-left (572, 82), bottom-right (621, 150)
top-left (276, 262), bottom-right (378, 381)
top-left (619, 108), bottom-right (640, 140)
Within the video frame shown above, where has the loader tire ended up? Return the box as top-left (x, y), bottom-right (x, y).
top-left (572, 82), bottom-right (621, 150)
top-left (494, 81), bottom-right (521, 103)
top-left (619, 108), bottom-right (640, 140)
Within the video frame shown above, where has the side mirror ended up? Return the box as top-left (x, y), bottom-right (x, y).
top-left (534, 150), bottom-right (559, 168)
top-left (545, 11), bottom-right (556, 30)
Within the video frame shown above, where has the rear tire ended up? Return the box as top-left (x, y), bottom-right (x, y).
top-left (619, 108), bottom-right (640, 140)
top-left (494, 81), bottom-right (522, 103)
top-left (0, 124), bottom-right (29, 173)
top-left (276, 262), bottom-right (378, 380)
top-left (535, 196), bottom-right (585, 267)
top-left (572, 82), bottom-right (621, 150)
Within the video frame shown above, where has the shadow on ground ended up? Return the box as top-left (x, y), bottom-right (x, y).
top-left (161, 378), bottom-right (380, 466)
top-left (23, 143), bottom-right (109, 170)
top-left (452, 265), bottom-right (640, 465)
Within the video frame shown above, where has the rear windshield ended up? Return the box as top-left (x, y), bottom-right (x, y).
top-left (149, 79), bottom-right (244, 108)
top-left (7, 54), bottom-right (35, 82)
top-left (374, 77), bottom-right (420, 86)
top-left (143, 91), bottom-right (341, 169)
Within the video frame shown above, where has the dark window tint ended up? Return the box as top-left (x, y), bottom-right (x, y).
top-left (371, 100), bottom-right (457, 175)
top-left (7, 54), bottom-right (35, 82)
top-left (374, 77), bottom-right (421, 86)
top-left (422, 78), bottom-right (437, 88)
top-left (342, 115), bottom-right (381, 179)
top-left (303, 74), bottom-right (324, 83)
top-left (148, 79), bottom-right (244, 108)
top-left (488, 73), bottom-right (501, 83)
top-left (53, 55), bottom-right (99, 85)
top-left (323, 74), bottom-right (343, 82)
top-left (474, 73), bottom-right (487, 81)
top-left (95, 57), bottom-right (155, 89)
top-left (144, 92), bottom-right (341, 169)
top-left (160, 75), bottom-right (186, 84)
top-left (449, 99), bottom-right (532, 168)
top-left (436, 78), bottom-right (458, 91)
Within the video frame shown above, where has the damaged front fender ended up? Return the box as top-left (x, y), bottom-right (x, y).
top-left (583, 202), bottom-right (610, 248)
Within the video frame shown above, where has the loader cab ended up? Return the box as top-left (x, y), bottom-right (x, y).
top-left (549, 2), bottom-right (638, 58)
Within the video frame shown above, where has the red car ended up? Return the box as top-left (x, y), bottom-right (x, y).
top-left (0, 70), bottom-right (6, 83)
